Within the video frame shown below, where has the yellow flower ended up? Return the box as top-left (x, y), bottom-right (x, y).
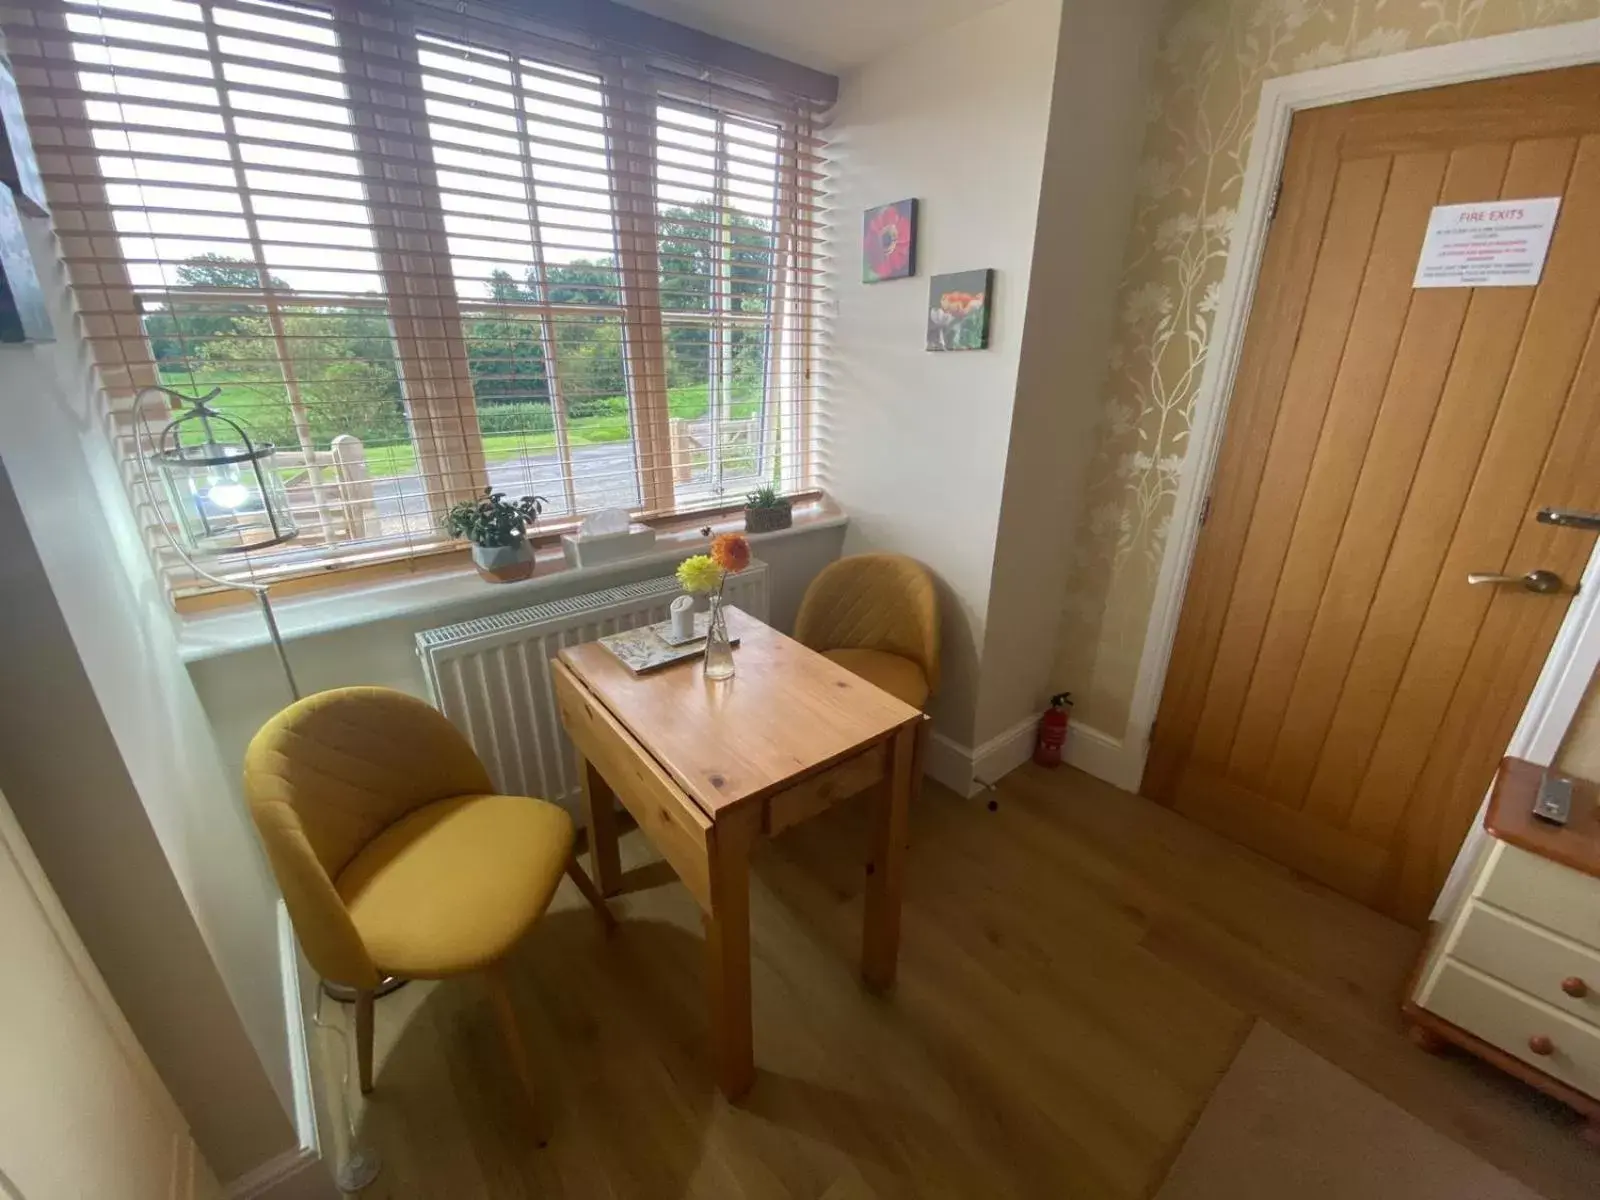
top-left (676, 554), bottom-right (721, 595)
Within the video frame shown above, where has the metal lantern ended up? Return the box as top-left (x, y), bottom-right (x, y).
top-left (153, 389), bottom-right (297, 555)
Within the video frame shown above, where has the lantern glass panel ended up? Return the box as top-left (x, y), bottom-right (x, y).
top-left (158, 434), bottom-right (297, 556)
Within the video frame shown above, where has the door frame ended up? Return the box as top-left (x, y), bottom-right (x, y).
top-left (1129, 19), bottom-right (1600, 809)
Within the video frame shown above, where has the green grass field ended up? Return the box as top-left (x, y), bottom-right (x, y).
top-left (361, 415), bottom-right (634, 479)
top-left (161, 371), bottom-right (759, 479)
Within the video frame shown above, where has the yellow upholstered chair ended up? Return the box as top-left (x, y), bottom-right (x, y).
top-left (243, 686), bottom-right (610, 1102)
top-left (795, 553), bottom-right (940, 710)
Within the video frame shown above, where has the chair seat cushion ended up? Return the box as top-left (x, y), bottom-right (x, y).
top-left (336, 793), bottom-right (574, 979)
top-left (823, 648), bottom-right (930, 709)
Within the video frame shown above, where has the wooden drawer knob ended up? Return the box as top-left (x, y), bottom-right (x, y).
top-left (1561, 977), bottom-right (1590, 998)
top-left (1528, 1034), bottom-right (1555, 1056)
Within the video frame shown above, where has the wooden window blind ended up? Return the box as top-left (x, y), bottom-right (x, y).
top-left (2, 0), bottom-right (826, 599)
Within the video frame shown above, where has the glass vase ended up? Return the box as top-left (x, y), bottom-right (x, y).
top-left (703, 595), bottom-right (735, 681)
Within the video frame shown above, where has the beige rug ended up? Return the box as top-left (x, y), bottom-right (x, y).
top-left (1156, 1023), bottom-right (1542, 1200)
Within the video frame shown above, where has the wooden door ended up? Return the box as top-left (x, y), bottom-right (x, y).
top-left (1144, 67), bottom-right (1600, 927)
top-left (0, 790), bottom-right (222, 1200)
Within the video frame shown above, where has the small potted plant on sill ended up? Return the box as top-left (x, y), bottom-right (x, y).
top-left (446, 487), bottom-right (547, 583)
top-left (743, 485), bottom-right (792, 534)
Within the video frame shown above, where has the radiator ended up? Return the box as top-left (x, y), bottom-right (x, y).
top-left (415, 561), bottom-right (770, 814)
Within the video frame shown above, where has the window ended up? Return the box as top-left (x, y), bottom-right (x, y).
top-left (653, 102), bottom-right (784, 504)
top-left (418, 36), bottom-right (640, 519)
top-left (7, 0), bottom-right (824, 599)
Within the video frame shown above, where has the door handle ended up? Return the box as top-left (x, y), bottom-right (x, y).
top-left (1466, 569), bottom-right (1566, 594)
top-left (1538, 508), bottom-right (1600, 532)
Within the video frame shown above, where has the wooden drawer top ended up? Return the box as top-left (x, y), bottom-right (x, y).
top-left (1486, 757), bottom-right (1600, 881)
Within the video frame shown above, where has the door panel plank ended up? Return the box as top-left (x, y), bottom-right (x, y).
top-left (1392, 534), bottom-right (1588, 922)
top-left (1143, 107), bottom-right (1350, 800)
top-left (1299, 136), bottom-right (1579, 829)
top-left (1389, 576), bottom-right (1579, 923)
top-left (1344, 137), bottom-right (1600, 844)
top-left (1385, 309), bottom-right (1600, 921)
top-left (1189, 156), bottom-right (1392, 772)
top-left (1228, 152), bottom-right (1449, 790)
top-left (1173, 766), bottom-right (1386, 904)
top-left (1342, 66), bottom-right (1600, 158)
top-left (1263, 143), bottom-right (1512, 807)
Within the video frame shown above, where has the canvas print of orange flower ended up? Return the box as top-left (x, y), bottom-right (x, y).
top-left (862, 199), bottom-right (917, 283)
top-left (927, 269), bottom-right (993, 351)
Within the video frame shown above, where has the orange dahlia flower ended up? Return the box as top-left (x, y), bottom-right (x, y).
top-left (711, 532), bottom-right (751, 573)
top-left (940, 291), bottom-right (984, 317)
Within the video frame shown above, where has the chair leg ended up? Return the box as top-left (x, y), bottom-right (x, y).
top-left (565, 857), bottom-right (616, 932)
top-left (355, 988), bottom-right (375, 1095)
top-left (483, 963), bottom-right (546, 1141)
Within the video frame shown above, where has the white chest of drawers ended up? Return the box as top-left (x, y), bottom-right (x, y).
top-left (1405, 758), bottom-right (1600, 1142)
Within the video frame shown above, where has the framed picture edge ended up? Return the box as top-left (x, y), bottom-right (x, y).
top-left (973, 267), bottom-right (993, 347)
top-left (862, 197), bottom-right (918, 284)
top-left (925, 267), bottom-right (994, 352)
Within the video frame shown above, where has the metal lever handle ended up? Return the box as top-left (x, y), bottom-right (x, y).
top-left (1538, 508), bottom-right (1600, 532)
top-left (1466, 569), bottom-right (1566, 594)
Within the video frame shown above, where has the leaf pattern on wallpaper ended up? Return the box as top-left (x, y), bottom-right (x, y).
top-left (1053, 0), bottom-right (1600, 739)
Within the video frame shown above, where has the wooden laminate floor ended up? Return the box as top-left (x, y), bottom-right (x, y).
top-left (313, 764), bottom-right (1597, 1199)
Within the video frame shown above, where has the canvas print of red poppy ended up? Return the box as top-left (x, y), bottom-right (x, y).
top-left (862, 199), bottom-right (917, 283)
top-left (927, 269), bottom-right (992, 351)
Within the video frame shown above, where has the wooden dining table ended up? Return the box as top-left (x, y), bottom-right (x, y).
top-left (551, 605), bottom-right (923, 1098)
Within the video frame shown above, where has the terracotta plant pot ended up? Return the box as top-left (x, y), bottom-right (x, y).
top-left (744, 500), bottom-right (792, 534)
top-left (471, 540), bottom-right (535, 583)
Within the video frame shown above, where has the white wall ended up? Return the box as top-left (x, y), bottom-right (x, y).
top-left (0, 223), bottom-right (310, 1187)
top-left (975, 0), bottom-right (1166, 749)
top-left (823, 0), bottom-right (1166, 768)
top-left (0, 788), bottom-right (224, 1200)
top-left (186, 524), bottom-right (846, 790)
top-left (1559, 669), bottom-right (1600, 782)
top-left (823, 0), bottom-right (1063, 748)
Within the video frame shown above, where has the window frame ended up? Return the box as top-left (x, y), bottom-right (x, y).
top-left (10, 0), bottom-right (821, 599)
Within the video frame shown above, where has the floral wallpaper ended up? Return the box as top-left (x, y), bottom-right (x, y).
top-left (1053, 0), bottom-right (1600, 740)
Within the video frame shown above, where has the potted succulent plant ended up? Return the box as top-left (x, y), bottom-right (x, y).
top-left (743, 485), bottom-right (792, 534)
top-left (446, 487), bottom-right (547, 583)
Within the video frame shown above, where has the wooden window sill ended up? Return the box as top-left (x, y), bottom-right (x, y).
top-left (176, 496), bottom-right (847, 665)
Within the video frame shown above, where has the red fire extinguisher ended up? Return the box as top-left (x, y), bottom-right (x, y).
top-left (1033, 693), bottom-right (1072, 767)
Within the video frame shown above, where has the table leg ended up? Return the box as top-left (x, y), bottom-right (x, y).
top-left (704, 805), bottom-right (760, 1099)
top-left (578, 753), bottom-right (622, 897)
top-left (911, 713), bottom-right (930, 809)
top-left (863, 722), bottom-right (915, 991)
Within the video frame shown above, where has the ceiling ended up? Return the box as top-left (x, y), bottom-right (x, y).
top-left (615, 0), bottom-right (1013, 74)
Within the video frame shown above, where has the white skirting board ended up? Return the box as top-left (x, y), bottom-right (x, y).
top-left (224, 1124), bottom-right (328, 1200)
top-left (925, 717), bottom-right (1137, 797)
top-left (224, 906), bottom-right (336, 1200)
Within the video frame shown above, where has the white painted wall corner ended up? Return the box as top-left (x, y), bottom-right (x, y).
top-left (225, 906), bottom-right (334, 1200)
top-left (926, 716), bottom-right (1139, 797)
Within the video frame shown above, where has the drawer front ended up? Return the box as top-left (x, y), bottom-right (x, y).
top-left (1475, 841), bottom-right (1600, 950)
top-left (1449, 902), bottom-right (1600, 1026)
top-left (1424, 960), bottom-right (1600, 1100)
top-left (765, 743), bottom-right (886, 836)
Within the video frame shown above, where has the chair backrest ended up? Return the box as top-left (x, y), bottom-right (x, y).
top-left (795, 554), bottom-right (941, 693)
top-left (243, 686), bottom-right (493, 987)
